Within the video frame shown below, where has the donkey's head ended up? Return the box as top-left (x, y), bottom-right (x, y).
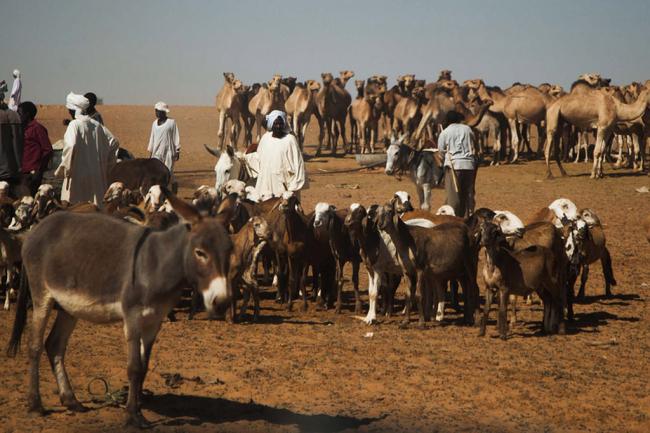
top-left (165, 189), bottom-right (234, 316)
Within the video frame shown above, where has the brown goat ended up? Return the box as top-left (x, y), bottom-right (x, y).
top-left (375, 201), bottom-right (479, 327)
top-left (229, 216), bottom-right (272, 321)
top-left (479, 221), bottom-right (565, 339)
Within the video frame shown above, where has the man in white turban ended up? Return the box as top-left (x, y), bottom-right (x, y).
top-left (254, 110), bottom-right (307, 200)
top-left (55, 92), bottom-right (119, 206)
top-left (8, 70), bottom-right (21, 111)
top-left (148, 101), bottom-right (180, 191)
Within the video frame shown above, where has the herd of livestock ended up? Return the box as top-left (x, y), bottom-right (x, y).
top-left (216, 70), bottom-right (650, 179)
top-left (2, 71), bottom-right (650, 427)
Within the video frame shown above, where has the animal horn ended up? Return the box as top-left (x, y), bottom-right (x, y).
top-left (204, 144), bottom-right (222, 158)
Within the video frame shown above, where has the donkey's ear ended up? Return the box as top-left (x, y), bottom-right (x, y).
top-left (162, 186), bottom-right (202, 224)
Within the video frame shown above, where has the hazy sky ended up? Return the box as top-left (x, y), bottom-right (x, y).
top-left (3, 0), bottom-right (649, 106)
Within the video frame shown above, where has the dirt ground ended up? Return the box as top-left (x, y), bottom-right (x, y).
top-left (1, 105), bottom-right (649, 433)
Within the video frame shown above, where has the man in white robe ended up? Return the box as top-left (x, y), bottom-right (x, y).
top-left (55, 92), bottom-right (119, 206)
top-left (148, 101), bottom-right (180, 190)
top-left (8, 70), bottom-right (21, 111)
top-left (254, 110), bottom-right (307, 200)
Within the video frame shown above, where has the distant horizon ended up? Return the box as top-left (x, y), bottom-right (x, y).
top-left (3, 0), bottom-right (649, 106)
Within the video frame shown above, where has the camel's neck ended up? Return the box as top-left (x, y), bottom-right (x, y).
top-left (479, 85), bottom-right (505, 110)
top-left (615, 90), bottom-right (649, 122)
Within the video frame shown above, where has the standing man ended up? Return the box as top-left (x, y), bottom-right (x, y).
top-left (8, 70), bottom-right (21, 111)
top-left (18, 102), bottom-right (52, 195)
top-left (147, 102), bottom-right (180, 192)
top-left (254, 110), bottom-right (307, 200)
top-left (55, 92), bottom-right (119, 206)
top-left (437, 110), bottom-right (478, 218)
top-left (0, 96), bottom-right (23, 196)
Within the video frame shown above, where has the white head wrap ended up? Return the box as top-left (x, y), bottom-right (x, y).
top-left (154, 101), bottom-right (170, 113)
top-left (265, 110), bottom-right (291, 133)
top-left (13, 69), bottom-right (20, 78)
top-left (65, 92), bottom-right (90, 117)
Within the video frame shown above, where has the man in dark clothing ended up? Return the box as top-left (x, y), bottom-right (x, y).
top-left (18, 102), bottom-right (52, 195)
top-left (0, 99), bottom-right (24, 197)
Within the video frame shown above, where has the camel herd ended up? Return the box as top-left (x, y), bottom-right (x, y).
top-left (215, 70), bottom-right (650, 179)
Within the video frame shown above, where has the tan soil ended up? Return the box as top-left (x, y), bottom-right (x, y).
top-left (1, 105), bottom-right (649, 433)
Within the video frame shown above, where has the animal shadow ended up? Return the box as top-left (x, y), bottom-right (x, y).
top-left (576, 293), bottom-right (643, 307)
top-left (145, 393), bottom-right (381, 432)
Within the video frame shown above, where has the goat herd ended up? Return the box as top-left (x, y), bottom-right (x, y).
top-left (217, 70), bottom-right (650, 180)
top-left (1, 160), bottom-right (637, 426)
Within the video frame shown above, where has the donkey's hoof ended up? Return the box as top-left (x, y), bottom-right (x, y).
top-left (64, 400), bottom-right (89, 413)
top-left (125, 411), bottom-right (152, 429)
top-left (27, 402), bottom-right (46, 416)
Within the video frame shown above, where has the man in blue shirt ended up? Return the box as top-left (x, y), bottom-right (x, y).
top-left (437, 110), bottom-right (478, 217)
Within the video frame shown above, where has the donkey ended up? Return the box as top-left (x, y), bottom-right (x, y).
top-left (384, 136), bottom-right (443, 211)
top-left (6, 191), bottom-right (233, 428)
top-left (204, 144), bottom-right (258, 193)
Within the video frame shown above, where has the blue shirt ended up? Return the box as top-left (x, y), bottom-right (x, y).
top-left (438, 123), bottom-right (477, 170)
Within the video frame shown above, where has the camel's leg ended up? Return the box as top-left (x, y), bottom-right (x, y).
top-left (229, 117), bottom-right (239, 150)
top-left (614, 135), bottom-right (625, 168)
top-left (421, 183), bottom-right (432, 212)
top-left (632, 133), bottom-right (642, 172)
top-left (544, 130), bottom-right (556, 178)
top-left (27, 297), bottom-right (54, 414)
top-left (591, 129), bottom-right (610, 179)
top-left (415, 184), bottom-right (426, 210)
top-left (217, 109), bottom-right (227, 150)
top-left (509, 119), bottom-right (520, 163)
top-left (340, 117), bottom-right (350, 154)
top-left (45, 310), bottom-right (86, 411)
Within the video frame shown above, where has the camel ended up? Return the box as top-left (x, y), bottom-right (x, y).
top-left (464, 79), bottom-right (552, 163)
top-left (350, 80), bottom-right (384, 153)
top-left (285, 80), bottom-right (321, 150)
top-left (544, 82), bottom-right (650, 178)
top-left (438, 70), bottom-right (452, 81)
top-left (392, 86), bottom-right (427, 143)
top-left (248, 77), bottom-right (286, 143)
top-left (316, 70), bottom-right (354, 155)
top-left (215, 72), bottom-right (245, 149)
top-left (469, 97), bottom-right (502, 161)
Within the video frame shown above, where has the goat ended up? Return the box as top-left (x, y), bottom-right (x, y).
top-left (478, 221), bottom-right (565, 339)
top-left (230, 216), bottom-right (272, 321)
top-left (375, 200), bottom-right (479, 327)
top-left (313, 202), bottom-right (362, 313)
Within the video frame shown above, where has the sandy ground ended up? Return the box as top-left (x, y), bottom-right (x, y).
top-left (1, 105), bottom-right (649, 433)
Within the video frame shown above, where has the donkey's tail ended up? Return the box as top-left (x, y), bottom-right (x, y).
top-left (6, 265), bottom-right (29, 358)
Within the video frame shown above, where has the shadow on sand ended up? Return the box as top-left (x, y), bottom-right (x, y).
top-left (145, 394), bottom-right (381, 432)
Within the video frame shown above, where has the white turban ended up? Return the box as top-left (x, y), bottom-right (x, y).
top-left (265, 110), bottom-right (291, 133)
top-left (13, 69), bottom-right (20, 78)
top-left (65, 92), bottom-right (90, 116)
top-left (154, 101), bottom-right (170, 113)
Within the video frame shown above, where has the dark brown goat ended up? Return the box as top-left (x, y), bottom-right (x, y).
top-left (478, 221), bottom-right (565, 340)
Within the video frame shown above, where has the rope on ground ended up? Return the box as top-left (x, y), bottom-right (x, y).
top-left (87, 377), bottom-right (128, 408)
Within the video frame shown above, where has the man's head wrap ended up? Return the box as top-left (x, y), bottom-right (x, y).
top-left (265, 110), bottom-right (291, 133)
